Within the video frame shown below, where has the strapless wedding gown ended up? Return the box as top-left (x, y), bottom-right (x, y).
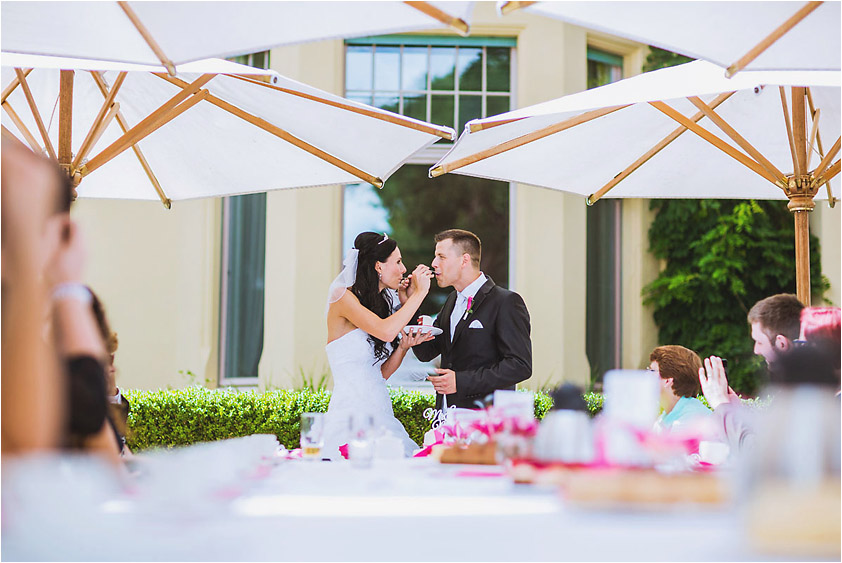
top-left (322, 328), bottom-right (418, 460)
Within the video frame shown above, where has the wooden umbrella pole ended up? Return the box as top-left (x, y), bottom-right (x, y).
top-left (2, 102), bottom-right (43, 153)
top-left (73, 72), bottom-right (128, 170)
top-left (430, 104), bottom-right (629, 177)
top-left (792, 87), bottom-right (808, 174)
top-left (14, 68), bottom-right (56, 160)
top-left (225, 74), bottom-right (454, 140)
top-left (404, 2), bottom-right (469, 35)
top-left (588, 92), bottom-right (734, 204)
top-left (89, 72), bottom-right (171, 208)
top-left (499, 1), bottom-right (537, 15)
top-left (58, 70), bottom-right (74, 171)
top-left (792, 207), bottom-right (812, 305)
top-left (118, 1), bottom-right (176, 76)
top-left (2, 68), bottom-right (32, 104)
top-left (725, 1), bottom-right (823, 77)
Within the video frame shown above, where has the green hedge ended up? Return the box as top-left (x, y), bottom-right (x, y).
top-left (124, 387), bottom-right (556, 451)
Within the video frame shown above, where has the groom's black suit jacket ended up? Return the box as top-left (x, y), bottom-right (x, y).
top-left (413, 277), bottom-right (532, 410)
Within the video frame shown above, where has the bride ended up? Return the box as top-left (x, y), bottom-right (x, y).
top-left (323, 231), bottom-right (434, 459)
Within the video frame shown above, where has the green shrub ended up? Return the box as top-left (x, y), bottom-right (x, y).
top-left (123, 387), bottom-right (555, 451)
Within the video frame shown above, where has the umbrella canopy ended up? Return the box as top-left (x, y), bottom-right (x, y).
top-left (431, 60), bottom-right (840, 304)
top-left (501, 1), bottom-right (840, 76)
top-left (1, 1), bottom-right (473, 73)
top-left (2, 54), bottom-right (455, 205)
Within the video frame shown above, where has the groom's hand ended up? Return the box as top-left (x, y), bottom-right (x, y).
top-left (428, 369), bottom-right (456, 394)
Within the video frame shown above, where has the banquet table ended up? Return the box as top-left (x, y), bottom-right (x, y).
top-left (2, 448), bottom-right (821, 562)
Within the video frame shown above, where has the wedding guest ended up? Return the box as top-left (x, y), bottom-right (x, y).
top-left (748, 293), bottom-right (804, 375)
top-left (650, 345), bottom-right (712, 432)
top-left (1, 135), bottom-right (66, 453)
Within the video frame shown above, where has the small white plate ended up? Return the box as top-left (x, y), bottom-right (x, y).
top-left (403, 325), bottom-right (442, 336)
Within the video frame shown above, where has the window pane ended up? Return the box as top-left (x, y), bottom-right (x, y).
top-left (403, 94), bottom-right (427, 122)
top-left (347, 46), bottom-right (373, 91)
top-left (457, 47), bottom-right (482, 91)
top-left (486, 95), bottom-right (510, 118)
top-left (486, 47), bottom-right (510, 92)
top-left (430, 95), bottom-right (455, 129)
top-left (587, 59), bottom-right (622, 90)
top-left (346, 92), bottom-right (373, 106)
top-left (223, 193), bottom-right (266, 379)
top-left (374, 46), bottom-right (400, 91)
top-left (374, 94), bottom-right (399, 114)
top-left (430, 47), bottom-right (455, 90)
top-left (458, 94), bottom-right (482, 132)
top-left (402, 46), bottom-right (428, 91)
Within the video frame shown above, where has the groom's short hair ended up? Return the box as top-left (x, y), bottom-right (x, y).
top-left (435, 229), bottom-right (481, 268)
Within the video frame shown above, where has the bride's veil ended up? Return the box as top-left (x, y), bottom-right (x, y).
top-left (325, 248), bottom-right (359, 314)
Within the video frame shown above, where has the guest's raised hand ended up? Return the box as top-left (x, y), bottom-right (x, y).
top-left (699, 355), bottom-right (731, 410)
top-left (410, 264), bottom-right (432, 294)
top-left (46, 219), bottom-right (87, 288)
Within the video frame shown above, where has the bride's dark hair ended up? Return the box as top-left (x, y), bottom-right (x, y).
top-left (351, 232), bottom-right (399, 363)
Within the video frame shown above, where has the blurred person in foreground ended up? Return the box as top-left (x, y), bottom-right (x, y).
top-left (798, 307), bottom-right (841, 385)
top-left (1, 135), bottom-right (120, 465)
top-left (649, 345), bottom-right (712, 433)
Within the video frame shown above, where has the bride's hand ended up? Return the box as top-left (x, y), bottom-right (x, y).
top-left (410, 265), bottom-right (432, 294)
top-left (398, 274), bottom-right (413, 305)
top-left (399, 328), bottom-right (436, 350)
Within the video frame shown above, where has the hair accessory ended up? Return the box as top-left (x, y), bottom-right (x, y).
top-left (377, 233), bottom-right (389, 244)
top-left (325, 248), bottom-right (360, 314)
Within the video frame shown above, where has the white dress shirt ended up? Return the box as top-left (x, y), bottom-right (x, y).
top-left (450, 272), bottom-right (487, 341)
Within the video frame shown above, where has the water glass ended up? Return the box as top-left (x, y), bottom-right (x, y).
top-left (300, 412), bottom-right (325, 460)
top-left (348, 413), bottom-right (375, 468)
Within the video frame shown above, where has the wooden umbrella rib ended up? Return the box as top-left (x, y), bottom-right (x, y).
top-left (649, 100), bottom-right (781, 186)
top-left (118, 1), bottom-right (176, 76)
top-left (806, 108), bottom-right (820, 170)
top-left (499, 1), bottom-right (537, 15)
top-left (2, 68), bottom-right (32, 104)
top-left (14, 68), bottom-right (56, 160)
top-left (404, 1), bottom-right (469, 35)
top-left (814, 160), bottom-right (840, 187)
top-left (225, 73), bottom-right (454, 140)
top-left (73, 71), bottom-right (128, 169)
top-left (725, 1), bottom-right (823, 77)
top-left (587, 92), bottom-right (734, 205)
top-left (469, 117), bottom-right (527, 132)
top-left (779, 87), bottom-right (801, 177)
top-left (58, 70), bottom-right (74, 167)
top-left (687, 95), bottom-right (786, 182)
top-left (153, 71), bottom-right (383, 186)
top-left (84, 89), bottom-right (209, 176)
top-left (2, 102), bottom-right (44, 153)
top-left (84, 74), bottom-right (214, 175)
top-left (430, 104), bottom-right (629, 177)
top-left (810, 137), bottom-right (841, 184)
top-left (88, 72), bottom-right (170, 207)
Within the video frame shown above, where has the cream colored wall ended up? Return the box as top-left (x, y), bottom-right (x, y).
top-left (811, 205), bottom-right (841, 306)
top-left (72, 198), bottom-right (221, 390)
top-left (258, 40), bottom-right (345, 390)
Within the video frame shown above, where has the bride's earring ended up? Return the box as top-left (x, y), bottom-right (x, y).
top-left (378, 273), bottom-right (382, 280)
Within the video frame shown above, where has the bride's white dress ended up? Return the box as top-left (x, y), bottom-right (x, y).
top-left (322, 328), bottom-right (418, 459)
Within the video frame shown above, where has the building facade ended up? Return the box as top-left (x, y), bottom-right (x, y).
top-left (71, 3), bottom-right (841, 393)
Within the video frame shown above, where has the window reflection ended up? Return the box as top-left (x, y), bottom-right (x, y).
top-left (401, 46), bottom-right (428, 91)
top-left (374, 46), bottom-right (401, 91)
top-left (346, 46), bottom-right (373, 91)
top-left (457, 47), bottom-right (482, 91)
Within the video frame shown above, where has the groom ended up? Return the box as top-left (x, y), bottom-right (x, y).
top-left (412, 229), bottom-right (532, 410)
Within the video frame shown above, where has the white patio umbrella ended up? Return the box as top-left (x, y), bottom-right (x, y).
top-left (430, 60), bottom-right (840, 304)
top-left (500, 1), bottom-right (840, 76)
top-left (1, 53), bottom-right (455, 206)
top-left (1, 1), bottom-right (473, 74)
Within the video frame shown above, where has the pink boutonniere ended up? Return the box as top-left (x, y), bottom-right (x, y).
top-left (463, 296), bottom-right (473, 321)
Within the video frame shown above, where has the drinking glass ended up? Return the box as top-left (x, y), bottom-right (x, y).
top-left (300, 413), bottom-right (325, 460)
top-left (348, 413), bottom-right (375, 468)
